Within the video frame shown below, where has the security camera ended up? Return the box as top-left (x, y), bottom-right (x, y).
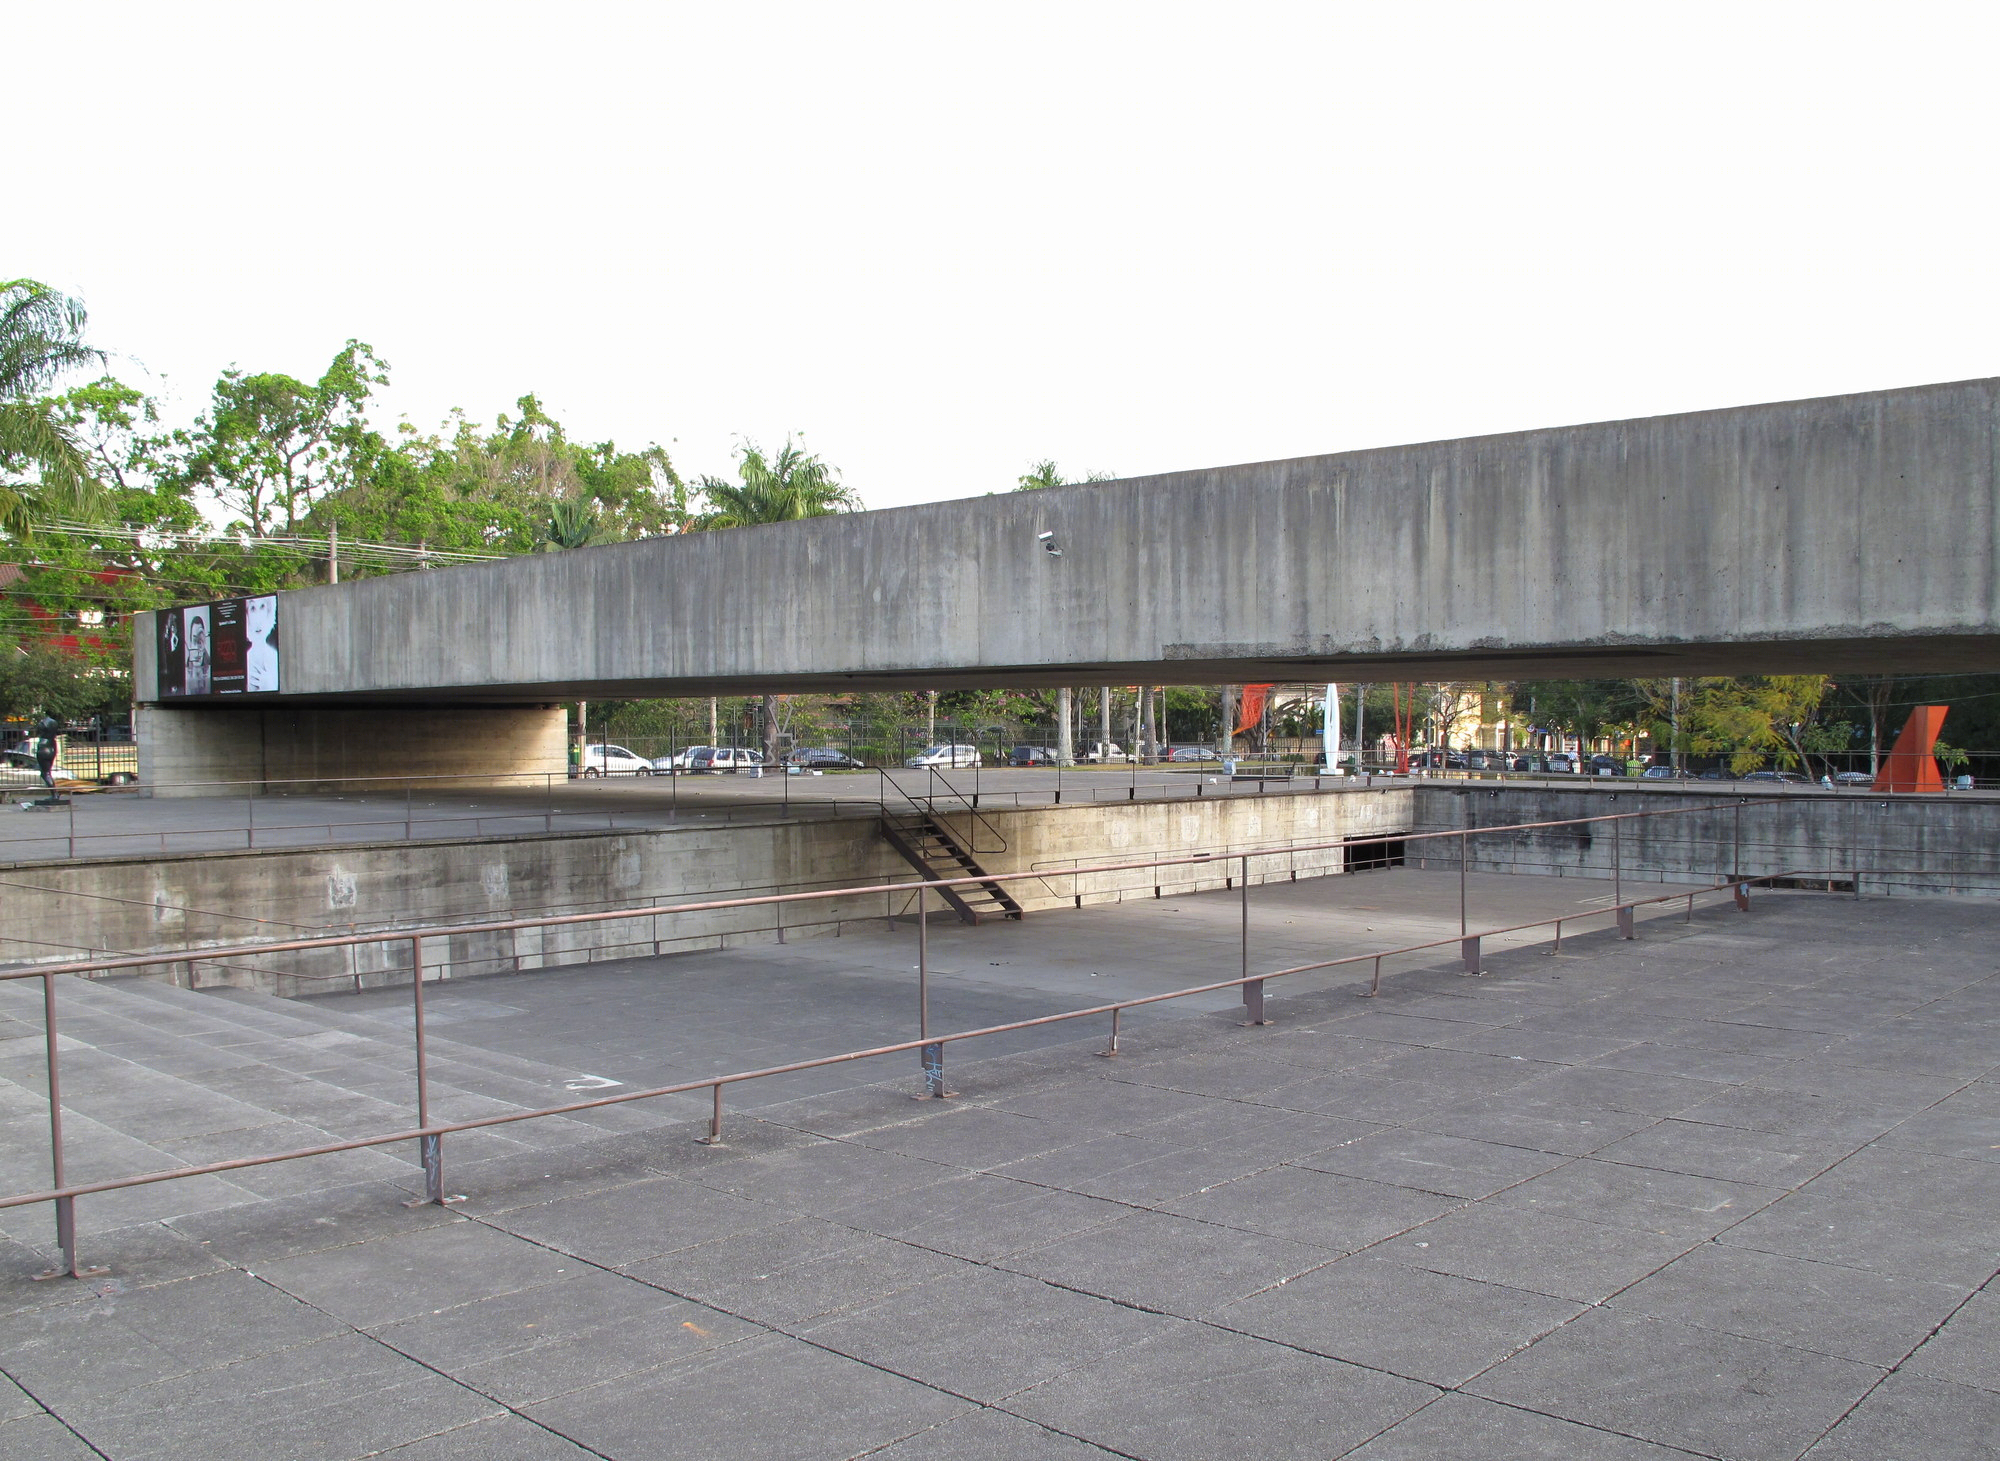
top-left (1037, 530), bottom-right (1062, 557)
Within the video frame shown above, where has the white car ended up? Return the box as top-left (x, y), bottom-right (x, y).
top-left (651, 747), bottom-right (708, 772)
top-left (1079, 742), bottom-right (1133, 764)
top-left (906, 743), bottom-right (982, 769)
top-left (688, 747), bottom-right (769, 774)
top-left (2, 748), bottom-right (66, 787)
top-left (579, 744), bottom-right (655, 777)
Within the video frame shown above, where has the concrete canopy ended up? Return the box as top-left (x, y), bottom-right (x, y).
top-left (136, 378), bottom-right (2000, 707)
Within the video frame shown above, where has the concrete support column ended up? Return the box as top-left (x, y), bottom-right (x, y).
top-left (1099, 687), bottom-right (1113, 762)
top-left (1220, 685), bottom-right (1236, 759)
top-left (137, 703), bottom-right (567, 797)
top-left (1056, 686), bottom-right (1075, 766)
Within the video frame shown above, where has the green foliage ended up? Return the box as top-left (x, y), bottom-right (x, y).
top-left (182, 341), bottom-right (389, 538)
top-left (1015, 460), bottom-right (1116, 491)
top-left (0, 279), bottom-right (110, 537)
top-left (696, 438), bottom-right (857, 527)
top-left (0, 642), bottom-right (128, 722)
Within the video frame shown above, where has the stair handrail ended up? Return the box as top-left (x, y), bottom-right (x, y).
top-left (921, 768), bottom-right (1008, 855)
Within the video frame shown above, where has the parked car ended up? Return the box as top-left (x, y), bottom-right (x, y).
top-left (1, 747), bottom-right (65, 787)
top-left (1697, 767), bottom-right (1739, 781)
top-left (1741, 769), bottom-right (1810, 785)
top-left (689, 747), bottom-right (768, 774)
top-left (1587, 754), bottom-right (1627, 777)
top-left (1008, 745), bottom-right (1058, 766)
top-left (1639, 765), bottom-right (1680, 780)
top-left (1545, 752), bottom-right (1578, 773)
top-left (787, 747), bottom-right (866, 770)
top-left (579, 744), bottom-right (655, 777)
top-left (1164, 746), bottom-right (1221, 762)
top-left (1078, 742), bottom-right (1131, 764)
top-left (1833, 771), bottom-right (1875, 786)
top-left (650, 747), bottom-right (708, 772)
top-left (906, 744), bottom-right (981, 769)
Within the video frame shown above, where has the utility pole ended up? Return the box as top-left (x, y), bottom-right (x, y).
top-left (926, 689), bottom-right (938, 744)
top-left (1219, 685), bottom-right (1236, 760)
top-left (328, 521), bottom-right (340, 585)
top-left (1099, 686), bottom-right (1113, 761)
top-left (1056, 686), bottom-right (1075, 766)
top-left (1355, 683), bottom-right (1365, 770)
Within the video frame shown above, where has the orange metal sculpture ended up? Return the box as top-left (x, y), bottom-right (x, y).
top-left (1873, 705), bottom-right (1948, 793)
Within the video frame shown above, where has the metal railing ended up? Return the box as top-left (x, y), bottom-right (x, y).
top-left (0, 797), bottom-right (1821, 1281)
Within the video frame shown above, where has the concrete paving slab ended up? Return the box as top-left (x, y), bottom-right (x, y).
top-left (799, 1265), bottom-right (1173, 1402)
top-left (818, 1173), bottom-right (1129, 1263)
top-left (1342, 1391), bottom-right (1714, 1459)
top-left (367, 1267), bottom-right (763, 1406)
top-left (1000, 1320), bottom-right (1435, 1461)
top-left (1406, 1091), bottom-right (1658, 1156)
top-left (1158, 1164), bottom-right (1458, 1252)
top-left (1384, 1203), bottom-right (1697, 1304)
top-left (1290, 1128), bottom-right (1571, 1199)
top-left (623, 1217), bottom-right (973, 1327)
top-left (1484, 1156), bottom-right (1782, 1239)
top-left (1906, 1289), bottom-right (2000, 1393)
top-left (861, 1406), bottom-right (1123, 1459)
top-left (58, 1332), bottom-right (501, 1461)
top-left (367, 1414), bottom-right (605, 1460)
top-left (1798, 1144), bottom-right (2000, 1219)
top-left (523, 1328), bottom-right (974, 1461)
top-left (1614, 1243), bottom-right (1971, 1367)
top-left (1715, 1189), bottom-right (2000, 1288)
top-left (1589, 1118), bottom-right (1852, 1187)
top-left (0, 1413), bottom-right (100, 1461)
top-left (1801, 1371), bottom-right (2000, 1461)
top-left (253, 1220), bottom-right (580, 1328)
top-left (488, 1175), bottom-right (798, 1267)
top-left (998, 1208), bottom-right (1337, 1315)
top-left (1468, 1309), bottom-right (1885, 1461)
top-left (1215, 1253), bottom-right (1582, 1386)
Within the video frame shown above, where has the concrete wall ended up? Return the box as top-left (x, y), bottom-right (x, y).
top-left (134, 378), bottom-right (2000, 712)
top-left (135, 703), bottom-right (567, 796)
top-left (1409, 783), bottom-right (2000, 896)
top-left (0, 788), bottom-right (1413, 996)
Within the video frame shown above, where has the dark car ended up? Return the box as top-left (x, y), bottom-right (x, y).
top-left (1008, 745), bottom-right (1057, 766)
top-left (787, 747), bottom-right (865, 769)
top-left (1587, 754), bottom-right (1627, 776)
top-left (1833, 771), bottom-right (1874, 786)
top-left (1639, 765), bottom-right (1679, 780)
top-left (1741, 770), bottom-right (1811, 785)
top-left (1697, 767), bottom-right (1739, 781)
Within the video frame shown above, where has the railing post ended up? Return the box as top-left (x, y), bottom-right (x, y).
top-left (405, 935), bottom-right (457, 1206)
top-left (1239, 853), bottom-right (1269, 1025)
top-left (1613, 816), bottom-right (1623, 908)
top-left (914, 881), bottom-right (951, 1097)
top-left (1459, 829), bottom-right (1469, 936)
top-left (1096, 1006), bottom-right (1121, 1057)
top-left (697, 1082), bottom-right (724, 1145)
top-left (33, 974), bottom-right (105, 1281)
top-left (1460, 934), bottom-right (1482, 976)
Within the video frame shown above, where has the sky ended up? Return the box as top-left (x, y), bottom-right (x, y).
top-left (11, 2), bottom-right (2000, 510)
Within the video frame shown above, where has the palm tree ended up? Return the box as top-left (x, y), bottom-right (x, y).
top-left (539, 497), bottom-right (606, 551)
top-left (0, 280), bottom-right (108, 537)
top-left (695, 439), bottom-right (860, 759)
top-left (697, 439), bottom-right (859, 527)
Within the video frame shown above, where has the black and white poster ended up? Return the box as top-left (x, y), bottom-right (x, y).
top-left (156, 595), bottom-right (279, 698)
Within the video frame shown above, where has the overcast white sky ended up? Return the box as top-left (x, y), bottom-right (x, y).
top-left (11, 2), bottom-right (1999, 509)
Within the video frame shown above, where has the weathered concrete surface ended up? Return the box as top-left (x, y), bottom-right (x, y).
top-left (4, 886), bottom-right (1998, 1460)
top-left (134, 703), bottom-right (567, 797)
top-left (0, 788), bottom-right (1414, 995)
top-left (133, 378), bottom-right (2000, 710)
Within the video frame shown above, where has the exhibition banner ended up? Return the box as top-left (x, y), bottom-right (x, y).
top-left (156, 596), bottom-right (279, 698)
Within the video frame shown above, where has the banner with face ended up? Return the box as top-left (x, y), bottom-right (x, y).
top-left (156, 596), bottom-right (280, 698)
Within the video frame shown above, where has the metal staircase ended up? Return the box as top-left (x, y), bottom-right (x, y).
top-left (880, 811), bottom-right (1025, 925)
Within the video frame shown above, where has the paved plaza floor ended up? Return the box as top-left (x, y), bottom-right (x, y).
top-left (0, 876), bottom-right (1996, 1459)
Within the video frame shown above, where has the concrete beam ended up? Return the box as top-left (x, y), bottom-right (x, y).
top-left (135, 377), bottom-right (2000, 706)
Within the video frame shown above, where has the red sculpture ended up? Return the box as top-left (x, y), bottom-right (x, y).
top-left (1873, 705), bottom-right (1948, 793)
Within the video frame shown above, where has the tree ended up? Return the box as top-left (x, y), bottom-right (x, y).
top-left (184, 342), bottom-right (389, 537)
top-left (697, 438), bottom-right (859, 527)
top-left (695, 439), bottom-right (860, 758)
top-left (1015, 460), bottom-right (1115, 491)
top-left (0, 279), bottom-right (108, 537)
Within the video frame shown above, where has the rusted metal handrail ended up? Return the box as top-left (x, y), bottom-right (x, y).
top-left (3, 798), bottom-right (1797, 1279)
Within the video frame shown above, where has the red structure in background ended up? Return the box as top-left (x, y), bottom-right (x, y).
top-left (1391, 683), bottom-right (1415, 774)
top-left (1233, 684), bottom-right (1273, 736)
top-left (1874, 705), bottom-right (1948, 793)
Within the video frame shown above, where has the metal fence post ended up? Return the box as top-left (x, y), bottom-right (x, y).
top-left (405, 935), bottom-right (456, 1206)
top-left (915, 881), bottom-right (950, 1097)
top-left (33, 974), bottom-right (105, 1281)
top-left (1239, 853), bottom-right (1269, 1025)
top-left (697, 1082), bottom-right (725, 1145)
